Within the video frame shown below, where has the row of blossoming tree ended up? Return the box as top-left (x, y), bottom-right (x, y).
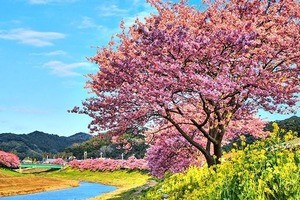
top-left (68, 156), bottom-right (148, 171)
top-left (49, 156), bottom-right (148, 171)
top-left (71, 0), bottom-right (299, 177)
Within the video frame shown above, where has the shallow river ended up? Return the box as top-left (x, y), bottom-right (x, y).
top-left (0, 182), bottom-right (116, 200)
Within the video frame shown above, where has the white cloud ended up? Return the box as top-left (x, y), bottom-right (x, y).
top-left (76, 17), bottom-right (119, 42)
top-left (77, 17), bottom-right (101, 29)
top-left (122, 2), bottom-right (157, 28)
top-left (124, 11), bottom-right (153, 28)
top-left (31, 50), bottom-right (67, 56)
top-left (28, 0), bottom-right (77, 4)
top-left (43, 60), bottom-right (93, 77)
top-left (97, 4), bottom-right (128, 17)
top-left (0, 28), bottom-right (65, 47)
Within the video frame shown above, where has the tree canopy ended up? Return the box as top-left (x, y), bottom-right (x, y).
top-left (74, 0), bottom-right (300, 166)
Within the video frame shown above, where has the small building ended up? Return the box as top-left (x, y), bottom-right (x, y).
top-left (43, 158), bottom-right (56, 164)
top-left (22, 157), bottom-right (32, 164)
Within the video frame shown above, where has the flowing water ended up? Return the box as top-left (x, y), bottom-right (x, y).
top-left (0, 182), bottom-right (116, 200)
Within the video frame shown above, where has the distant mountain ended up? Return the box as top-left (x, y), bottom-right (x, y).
top-left (265, 116), bottom-right (300, 136)
top-left (0, 131), bottom-right (92, 160)
top-left (68, 132), bottom-right (92, 142)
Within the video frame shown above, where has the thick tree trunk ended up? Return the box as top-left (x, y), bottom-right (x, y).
top-left (204, 154), bottom-right (215, 167)
top-left (213, 142), bottom-right (222, 165)
top-left (204, 145), bottom-right (222, 167)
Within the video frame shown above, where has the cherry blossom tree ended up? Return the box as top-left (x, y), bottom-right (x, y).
top-left (74, 0), bottom-right (300, 166)
top-left (0, 150), bottom-right (20, 168)
top-left (50, 158), bottom-right (66, 166)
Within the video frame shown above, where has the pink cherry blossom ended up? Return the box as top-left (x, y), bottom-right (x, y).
top-left (73, 0), bottom-right (300, 166)
top-left (68, 157), bottom-right (148, 171)
top-left (50, 158), bottom-right (66, 165)
top-left (0, 150), bottom-right (20, 168)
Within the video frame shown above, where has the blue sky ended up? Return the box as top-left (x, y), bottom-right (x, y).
top-left (0, 0), bottom-right (298, 136)
top-left (0, 0), bottom-right (160, 136)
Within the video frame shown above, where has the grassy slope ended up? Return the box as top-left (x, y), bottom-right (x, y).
top-left (43, 167), bottom-right (151, 200)
top-left (0, 167), bottom-right (23, 177)
top-left (0, 168), bottom-right (78, 197)
top-left (0, 167), bottom-right (151, 199)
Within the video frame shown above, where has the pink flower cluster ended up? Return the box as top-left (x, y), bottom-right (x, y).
top-left (146, 128), bottom-right (203, 178)
top-left (68, 156), bottom-right (148, 171)
top-left (0, 150), bottom-right (20, 168)
top-left (50, 158), bottom-right (65, 165)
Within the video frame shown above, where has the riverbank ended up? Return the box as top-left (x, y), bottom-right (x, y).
top-left (0, 168), bottom-right (78, 197)
top-left (44, 167), bottom-right (151, 199)
top-left (0, 182), bottom-right (116, 200)
top-left (0, 167), bottom-right (151, 199)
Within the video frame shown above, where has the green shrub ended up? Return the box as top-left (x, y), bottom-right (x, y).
top-left (139, 124), bottom-right (300, 200)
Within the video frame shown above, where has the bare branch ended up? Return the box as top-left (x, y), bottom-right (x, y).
top-left (191, 119), bottom-right (218, 145)
top-left (163, 111), bottom-right (210, 157)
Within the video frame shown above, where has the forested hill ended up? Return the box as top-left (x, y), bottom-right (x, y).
top-left (0, 131), bottom-right (92, 160)
top-left (265, 116), bottom-right (300, 136)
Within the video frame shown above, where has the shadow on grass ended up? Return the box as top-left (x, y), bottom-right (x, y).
top-left (121, 169), bottom-right (149, 175)
top-left (17, 168), bottom-right (61, 174)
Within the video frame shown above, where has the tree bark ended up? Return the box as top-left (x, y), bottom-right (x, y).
top-left (204, 154), bottom-right (215, 167)
top-left (213, 142), bottom-right (222, 165)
